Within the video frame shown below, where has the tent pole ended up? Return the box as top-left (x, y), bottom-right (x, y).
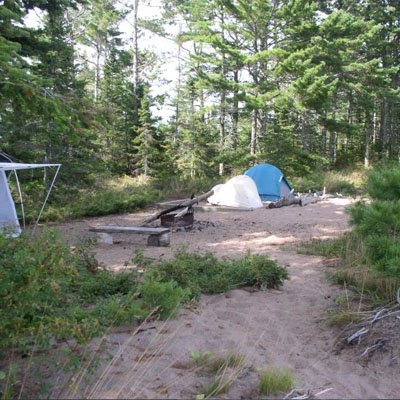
top-left (14, 171), bottom-right (26, 229)
top-left (33, 165), bottom-right (61, 232)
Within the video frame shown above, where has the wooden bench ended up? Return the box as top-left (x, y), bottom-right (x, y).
top-left (89, 226), bottom-right (170, 247)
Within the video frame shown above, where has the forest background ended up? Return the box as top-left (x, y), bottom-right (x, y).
top-left (1, 0), bottom-right (400, 219)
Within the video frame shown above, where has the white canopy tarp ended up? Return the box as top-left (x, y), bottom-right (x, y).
top-left (208, 175), bottom-right (263, 209)
top-left (0, 162), bottom-right (61, 236)
top-left (0, 163), bottom-right (61, 171)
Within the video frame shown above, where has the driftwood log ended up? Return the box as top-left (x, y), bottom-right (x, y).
top-left (300, 194), bottom-right (323, 207)
top-left (268, 196), bottom-right (300, 208)
top-left (268, 190), bottom-right (298, 209)
top-left (268, 189), bottom-right (325, 209)
top-left (143, 190), bottom-right (214, 225)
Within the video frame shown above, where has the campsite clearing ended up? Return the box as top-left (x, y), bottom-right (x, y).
top-left (50, 197), bottom-right (400, 399)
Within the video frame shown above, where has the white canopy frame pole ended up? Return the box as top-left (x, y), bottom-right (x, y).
top-left (33, 165), bottom-right (61, 232)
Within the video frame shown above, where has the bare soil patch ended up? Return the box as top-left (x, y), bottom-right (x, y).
top-left (50, 198), bottom-right (399, 398)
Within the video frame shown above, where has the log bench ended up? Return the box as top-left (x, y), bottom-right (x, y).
top-left (89, 226), bottom-right (170, 247)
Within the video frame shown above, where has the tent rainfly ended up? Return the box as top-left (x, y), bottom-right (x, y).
top-left (0, 162), bottom-right (61, 237)
top-left (207, 175), bottom-right (264, 209)
top-left (244, 163), bottom-right (292, 201)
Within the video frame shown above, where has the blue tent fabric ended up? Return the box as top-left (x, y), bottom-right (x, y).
top-left (244, 164), bottom-right (292, 201)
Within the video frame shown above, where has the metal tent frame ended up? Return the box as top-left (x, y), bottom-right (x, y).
top-left (0, 162), bottom-right (61, 235)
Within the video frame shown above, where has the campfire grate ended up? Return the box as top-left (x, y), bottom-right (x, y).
top-left (160, 212), bottom-right (194, 228)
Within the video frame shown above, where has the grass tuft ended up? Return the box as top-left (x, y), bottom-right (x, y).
top-left (258, 368), bottom-right (295, 396)
top-left (203, 377), bottom-right (231, 397)
top-left (297, 235), bottom-right (348, 257)
top-left (326, 310), bottom-right (363, 328)
top-left (206, 352), bottom-right (246, 374)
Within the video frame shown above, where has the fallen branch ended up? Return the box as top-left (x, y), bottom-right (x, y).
top-left (300, 194), bottom-right (324, 207)
top-left (175, 206), bottom-right (191, 219)
top-left (268, 190), bottom-right (299, 209)
top-left (143, 190), bottom-right (213, 224)
top-left (361, 339), bottom-right (384, 357)
top-left (347, 327), bottom-right (369, 344)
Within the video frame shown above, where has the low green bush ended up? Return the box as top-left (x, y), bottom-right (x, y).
top-left (138, 277), bottom-right (190, 318)
top-left (349, 200), bottom-right (400, 237)
top-left (349, 200), bottom-right (400, 280)
top-left (0, 231), bottom-right (148, 349)
top-left (1, 234), bottom-right (289, 352)
top-left (141, 249), bottom-right (289, 300)
top-left (317, 164), bottom-right (400, 301)
top-left (366, 164), bottom-right (400, 200)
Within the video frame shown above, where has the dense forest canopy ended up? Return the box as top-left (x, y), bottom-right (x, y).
top-left (1, 0), bottom-right (399, 183)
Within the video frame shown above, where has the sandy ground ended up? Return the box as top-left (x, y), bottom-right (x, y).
top-left (53, 198), bottom-right (399, 399)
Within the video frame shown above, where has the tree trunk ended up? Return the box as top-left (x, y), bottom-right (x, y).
top-left (328, 130), bottom-right (336, 165)
top-left (328, 106), bottom-right (336, 166)
top-left (132, 0), bottom-right (140, 124)
top-left (219, 13), bottom-right (226, 176)
top-left (174, 25), bottom-right (183, 145)
top-left (95, 48), bottom-right (100, 101)
top-left (250, 109), bottom-right (258, 156)
top-left (232, 69), bottom-right (239, 150)
top-left (219, 90), bottom-right (226, 176)
top-left (379, 99), bottom-right (388, 158)
top-left (364, 109), bottom-right (372, 167)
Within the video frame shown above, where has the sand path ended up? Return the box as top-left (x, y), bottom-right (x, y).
top-left (56, 198), bottom-right (399, 399)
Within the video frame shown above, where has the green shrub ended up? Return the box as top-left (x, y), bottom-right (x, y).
top-left (0, 230), bottom-right (146, 349)
top-left (364, 235), bottom-right (400, 279)
top-left (350, 165), bottom-right (400, 281)
top-left (366, 165), bottom-right (400, 200)
top-left (142, 249), bottom-right (289, 300)
top-left (0, 234), bottom-right (289, 351)
top-left (138, 277), bottom-right (190, 318)
top-left (348, 200), bottom-right (400, 280)
top-left (349, 200), bottom-right (400, 237)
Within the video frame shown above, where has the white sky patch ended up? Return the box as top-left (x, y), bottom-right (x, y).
top-left (117, 1), bottom-right (181, 121)
top-left (25, 8), bottom-right (44, 28)
top-left (24, 1), bottom-right (181, 122)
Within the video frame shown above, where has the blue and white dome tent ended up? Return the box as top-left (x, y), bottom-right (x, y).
top-left (244, 163), bottom-right (292, 201)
